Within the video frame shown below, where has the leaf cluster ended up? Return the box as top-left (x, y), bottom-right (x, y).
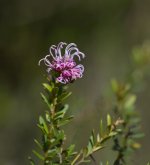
top-left (71, 115), bottom-right (123, 165)
top-left (111, 79), bottom-right (144, 165)
top-left (29, 82), bottom-right (75, 165)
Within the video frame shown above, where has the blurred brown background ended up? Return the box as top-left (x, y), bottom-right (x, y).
top-left (0, 0), bottom-right (150, 164)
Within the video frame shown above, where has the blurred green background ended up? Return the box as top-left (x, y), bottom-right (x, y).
top-left (0, 0), bottom-right (150, 164)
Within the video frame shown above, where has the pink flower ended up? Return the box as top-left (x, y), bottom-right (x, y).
top-left (39, 42), bottom-right (85, 84)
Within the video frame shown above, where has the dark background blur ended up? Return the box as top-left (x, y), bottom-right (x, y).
top-left (0, 0), bottom-right (150, 164)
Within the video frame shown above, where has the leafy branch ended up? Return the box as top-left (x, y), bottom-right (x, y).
top-left (111, 42), bottom-right (150, 165)
top-left (29, 80), bottom-right (76, 165)
top-left (29, 42), bottom-right (150, 165)
top-left (71, 115), bottom-right (123, 165)
top-left (111, 80), bottom-right (143, 165)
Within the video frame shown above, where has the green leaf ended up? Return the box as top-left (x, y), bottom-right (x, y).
top-left (131, 133), bottom-right (145, 139)
top-left (47, 148), bottom-right (57, 158)
top-left (58, 116), bottom-right (74, 127)
top-left (43, 83), bottom-right (53, 92)
top-left (57, 130), bottom-right (65, 140)
top-left (54, 104), bottom-right (69, 120)
top-left (131, 142), bottom-right (141, 149)
top-left (58, 92), bottom-right (72, 102)
top-left (109, 131), bottom-right (117, 137)
top-left (47, 130), bottom-right (65, 149)
top-left (39, 116), bottom-right (49, 134)
top-left (32, 150), bottom-right (44, 160)
top-left (106, 161), bottom-right (109, 165)
top-left (42, 134), bottom-right (48, 146)
top-left (107, 114), bottom-right (111, 127)
top-left (67, 144), bottom-right (77, 156)
top-left (45, 111), bottom-right (51, 123)
top-left (111, 79), bottom-right (118, 92)
top-left (40, 93), bottom-right (51, 108)
top-left (97, 133), bottom-right (100, 143)
top-left (100, 119), bottom-right (103, 137)
top-left (87, 140), bottom-right (93, 155)
top-left (34, 139), bottom-right (42, 149)
top-left (124, 94), bottom-right (136, 110)
top-left (37, 124), bottom-right (45, 134)
top-left (89, 130), bottom-right (95, 146)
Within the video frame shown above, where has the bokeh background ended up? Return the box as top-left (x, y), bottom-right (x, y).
top-left (0, 0), bottom-right (150, 164)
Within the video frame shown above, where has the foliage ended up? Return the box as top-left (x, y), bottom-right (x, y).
top-left (71, 116), bottom-right (123, 165)
top-left (29, 42), bottom-right (150, 165)
top-left (29, 77), bottom-right (122, 165)
top-left (111, 42), bottom-right (150, 165)
top-left (111, 79), bottom-right (143, 165)
top-left (29, 80), bottom-right (75, 165)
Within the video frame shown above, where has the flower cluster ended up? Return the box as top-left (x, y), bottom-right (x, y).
top-left (39, 42), bottom-right (85, 84)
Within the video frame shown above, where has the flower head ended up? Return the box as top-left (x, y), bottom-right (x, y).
top-left (39, 42), bottom-right (85, 84)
